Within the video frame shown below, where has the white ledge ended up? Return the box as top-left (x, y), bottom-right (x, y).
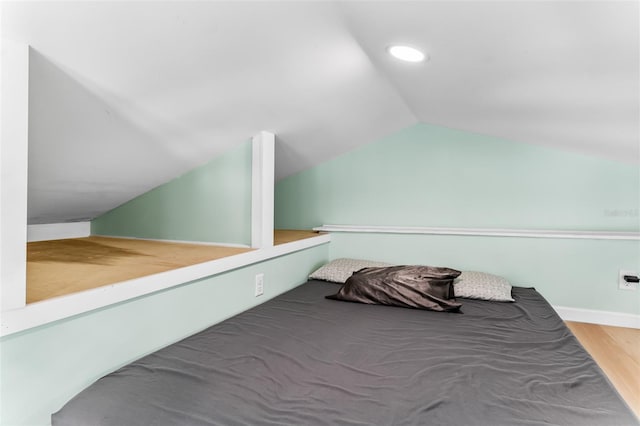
top-left (0, 234), bottom-right (330, 337)
top-left (313, 224), bottom-right (640, 241)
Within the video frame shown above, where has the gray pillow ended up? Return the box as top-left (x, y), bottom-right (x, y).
top-left (309, 258), bottom-right (393, 283)
top-left (453, 271), bottom-right (515, 302)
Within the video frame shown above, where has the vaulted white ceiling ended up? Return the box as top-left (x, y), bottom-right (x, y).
top-left (2, 1), bottom-right (638, 224)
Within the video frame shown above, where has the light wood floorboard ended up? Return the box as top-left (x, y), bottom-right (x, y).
top-left (566, 321), bottom-right (640, 419)
top-left (274, 229), bottom-right (324, 245)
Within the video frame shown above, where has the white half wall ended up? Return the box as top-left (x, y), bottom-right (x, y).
top-left (1, 40), bottom-right (29, 311)
top-left (27, 222), bottom-right (91, 242)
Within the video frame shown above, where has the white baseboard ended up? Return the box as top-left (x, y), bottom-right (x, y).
top-left (554, 305), bottom-right (640, 329)
top-left (92, 234), bottom-right (251, 248)
top-left (27, 222), bottom-right (91, 242)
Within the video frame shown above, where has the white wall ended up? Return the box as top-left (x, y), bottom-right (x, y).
top-left (27, 222), bottom-right (91, 242)
top-left (0, 40), bottom-right (29, 311)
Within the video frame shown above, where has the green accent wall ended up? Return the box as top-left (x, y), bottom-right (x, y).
top-left (327, 233), bottom-right (638, 314)
top-left (0, 244), bottom-right (329, 426)
top-left (92, 140), bottom-right (252, 245)
top-left (276, 124), bottom-right (639, 231)
top-left (275, 123), bottom-right (640, 314)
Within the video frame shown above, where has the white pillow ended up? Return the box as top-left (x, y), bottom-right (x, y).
top-left (309, 258), bottom-right (393, 283)
top-left (453, 271), bottom-right (515, 302)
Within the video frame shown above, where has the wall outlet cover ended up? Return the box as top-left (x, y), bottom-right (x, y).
top-left (255, 273), bottom-right (264, 297)
top-left (619, 270), bottom-right (638, 291)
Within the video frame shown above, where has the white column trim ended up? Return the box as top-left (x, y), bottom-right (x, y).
top-left (251, 131), bottom-right (275, 248)
top-left (1, 41), bottom-right (29, 311)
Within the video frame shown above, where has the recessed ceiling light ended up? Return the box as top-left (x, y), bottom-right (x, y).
top-left (388, 45), bottom-right (426, 63)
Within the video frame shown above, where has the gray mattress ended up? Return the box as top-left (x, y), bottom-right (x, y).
top-left (53, 280), bottom-right (638, 426)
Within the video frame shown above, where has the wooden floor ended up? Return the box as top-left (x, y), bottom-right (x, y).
top-left (27, 230), bottom-right (323, 304)
top-left (566, 321), bottom-right (640, 418)
top-left (27, 236), bottom-right (253, 303)
top-left (274, 229), bottom-right (323, 245)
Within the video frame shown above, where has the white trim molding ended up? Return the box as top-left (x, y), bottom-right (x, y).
top-left (251, 131), bottom-right (275, 248)
top-left (91, 234), bottom-right (251, 249)
top-left (313, 224), bottom-right (640, 241)
top-left (28, 222), bottom-right (91, 242)
top-left (0, 233), bottom-right (330, 337)
top-left (554, 305), bottom-right (640, 329)
top-left (1, 41), bottom-right (30, 311)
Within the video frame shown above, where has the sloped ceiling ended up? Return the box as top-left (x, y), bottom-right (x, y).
top-left (2, 1), bottom-right (638, 224)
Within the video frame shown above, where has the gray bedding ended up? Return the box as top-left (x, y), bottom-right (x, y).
top-left (53, 280), bottom-right (638, 426)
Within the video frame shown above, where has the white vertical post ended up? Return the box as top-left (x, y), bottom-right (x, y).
top-left (251, 131), bottom-right (275, 248)
top-left (0, 41), bottom-right (29, 310)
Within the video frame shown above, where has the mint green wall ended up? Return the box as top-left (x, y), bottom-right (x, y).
top-left (327, 233), bottom-right (638, 314)
top-left (276, 124), bottom-right (638, 231)
top-left (92, 141), bottom-right (252, 245)
top-left (275, 124), bottom-right (640, 314)
top-left (0, 244), bottom-right (329, 426)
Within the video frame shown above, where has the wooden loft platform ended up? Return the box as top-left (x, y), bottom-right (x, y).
top-left (27, 230), bottom-right (323, 304)
top-left (27, 236), bottom-right (251, 304)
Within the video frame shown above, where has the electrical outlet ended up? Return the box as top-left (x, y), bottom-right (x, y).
top-left (255, 273), bottom-right (264, 297)
top-left (618, 270), bottom-right (638, 291)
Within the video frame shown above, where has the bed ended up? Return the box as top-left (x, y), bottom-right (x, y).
top-left (53, 279), bottom-right (638, 425)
